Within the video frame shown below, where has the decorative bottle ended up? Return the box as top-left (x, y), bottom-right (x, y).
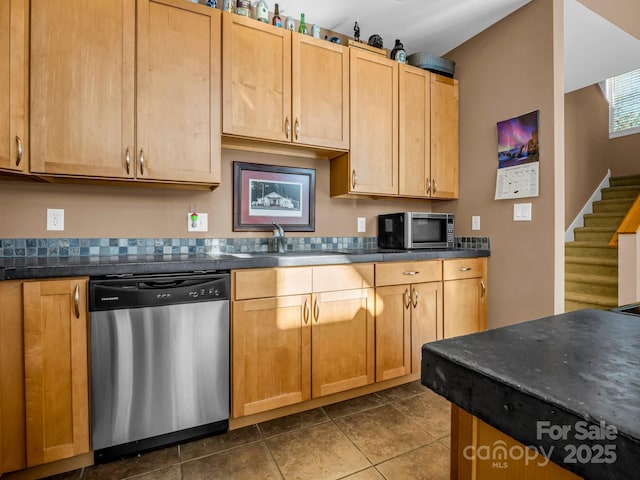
top-left (271, 3), bottom-right (282, 27)
top-left (390, 39), bottom-right (407, 64)
top-left (298, 13), bottom-right (307, 35)
top-left (255, 0), bottom-right (269, 23)
top-left (222, 0), bottom-right (234, 12)
top-left (235, 0), bottom-right (251, 17)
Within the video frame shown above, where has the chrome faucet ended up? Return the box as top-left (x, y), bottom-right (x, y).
top-left (272, 222), bottom-right (286, 253)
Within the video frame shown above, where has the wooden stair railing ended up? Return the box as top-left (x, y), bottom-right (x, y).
top-left (609, 193), bottom-right (640, 246)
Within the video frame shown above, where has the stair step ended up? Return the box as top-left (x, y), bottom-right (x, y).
top-left (565, 241), bottom-right (618, 259)
top-left (592, 198), bottom-right (636, 213)
top-left (565, 292), bottom-right (618, 311)
top-left (574, 226), bottom-right (616, 243)
top-left (583, 213), bottom-right (626, 228)
top-left (601, 185), bottom-right (640, 200)
top-left (565, 256), bottom-right (618, 276)
top-left (565, 272), bottom-right (618, 297)
top-left (609, 174), bottom-right (640, 188)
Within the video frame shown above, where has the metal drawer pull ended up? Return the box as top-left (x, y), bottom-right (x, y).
top-left (432, 178), bottom-right (438, 194)
top-left (352, 170), bottom-right (357, 189)
top-left (125, 148), bottom-right (131, 174)
top-left (404, 288), bottom-right (411, 309)
top-left (295, 118), bottom-right (300, 140)
top-left (74, 284), bottom-right (80, 319)
top-left (481, 280), bottom-right (486, 298)
top-left (403, 271), bottom-right (419, 275)
top-left (314, 298), bottom-right (320, 322)
top-left (426, 177), bottom-right (431, 194)
top-left (139, 148), bottom-right (145, 176)
top-left (16, 135), bottom-right (23, 166)
top-left (304, 298), bottom-right (310, 324)
top-left (285, 117), bottom-right (290, 139)
top-left (458, 267), bottom-right (472, 271)
top-left (412, 287), bottom-right (418, 308)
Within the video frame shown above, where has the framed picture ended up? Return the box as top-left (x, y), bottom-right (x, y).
top-left (233, 162), bottom-right (316, 231)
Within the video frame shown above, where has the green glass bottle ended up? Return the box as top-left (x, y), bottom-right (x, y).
top-left (298, 13), bottom-right (307, 35)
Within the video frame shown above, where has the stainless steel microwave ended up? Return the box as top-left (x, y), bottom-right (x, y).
top-left (378, 212), bottom-right (455, 249)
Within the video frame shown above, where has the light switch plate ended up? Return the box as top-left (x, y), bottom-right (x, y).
top-left (514, 203), bottom-right (532, 221)
top-left (187, 212), bottom-right (208, 232)
top-left (47, 208), bottom-right (64, 231)
top-left (472, 216), bottom-right (480, 231)
top-left (357, 217), bottom-right (366, 233)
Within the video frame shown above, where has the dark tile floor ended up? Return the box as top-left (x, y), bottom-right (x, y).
top-left (47, 382), bottom-right (450, 480)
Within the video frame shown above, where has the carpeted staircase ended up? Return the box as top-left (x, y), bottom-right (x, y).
top-left (565, 174), bottom-right (640, 312)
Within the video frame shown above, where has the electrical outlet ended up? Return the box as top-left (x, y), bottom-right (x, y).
top-left (472, 216), bottom-right (480, 231)
top-left (187, 212), bottom-right (208, 232)
top-left (357, 217), bottom-right (366, 233)
top-left (514, 203), bottom-right (532, 221)
top-left (47, 208), bottom-right (64, 231)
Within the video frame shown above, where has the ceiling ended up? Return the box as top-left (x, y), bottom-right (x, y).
top-left (279, 0), bottom-right (640, 93)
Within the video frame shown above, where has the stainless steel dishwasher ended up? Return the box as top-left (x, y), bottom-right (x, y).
top-left (89, 272), bottom-right (229, 463)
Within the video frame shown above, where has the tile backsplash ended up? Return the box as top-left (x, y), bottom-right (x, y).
top-left (0, 236), bottom-right (490, 258)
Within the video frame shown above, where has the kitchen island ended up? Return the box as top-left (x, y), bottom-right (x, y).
top-left (421, 308), bottom-right (640, 480)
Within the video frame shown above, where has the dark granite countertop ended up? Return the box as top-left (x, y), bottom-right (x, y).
top-left (421, 309), bottom-right (640, 480)
top-left (0, 248), bottom-right (489, 280)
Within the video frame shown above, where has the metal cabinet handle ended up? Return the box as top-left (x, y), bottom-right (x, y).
top-left (285, 117), bottom-right (290, 139)
top-left (481, 280), bottom-right (486, 299)
top-left (432, 178), bottom-right (438, 194)
top-left (426, 177), bottom-right (431, 195)
top-left (304, 298), bottom-right (310, 324)
top-left (412, 287), bottom-right (418, 308)
top-left (314, 298), bottom-right (320, 322)
top-left (403, 271), bottom-right (419, 276)
top-left (352, 169), bottom-right (357, 189)
top-left (458, 267), bottom-right (472, 272)
top-left (139, 148), bottom-right (145, 176)
top-left (125, 148), bottom-right (131, 175)
top-left (15, 135), bottom-right (23, 166)
top-left (74, 284), bottom-right (80, 319)
top-left (404, 288), bottom-right (411, 309)
top-left (294, 118), bottom-right (300, 140)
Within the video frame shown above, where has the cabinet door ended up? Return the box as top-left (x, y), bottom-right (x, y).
top-left (137, 0), bottom-right (221, 184)
top-left (23, 279), bottom-right (89, 467)
top-left (349, 48), bottom-right (398, 195)
top-left (411, 282), bottom-right (443, 373)
top-left (222, 13), bottom-right (291, 142)
top-left (311, 288), bottom-right (375, 397)
top-left (292, 35), bottom-right (349, 149)
top-left (0, 281), bottom-right (26, 473)
top-left (0, 0), bottom-right (28, 173)
top-left (430, 74), bottom-right (459, 199)
top-left (399, 65), bottom-right (430, 197)
top-left (443, 278), bottom-right (487, 339)
top-left (232, 295), bottom-right (311, 418)
top-left (30, 0), bottom-right (135, 178)
top-left (375, 285), bottom-right (411, 381)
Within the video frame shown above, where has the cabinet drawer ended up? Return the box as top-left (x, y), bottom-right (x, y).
top-left (233, 267), bottom-right (312, 300)
top-left (375, 261), bottom-right (442, 286)
top-left (443, 258), bottom-right (486, 281)
top-left (313, 264), bottom-right (374, 292)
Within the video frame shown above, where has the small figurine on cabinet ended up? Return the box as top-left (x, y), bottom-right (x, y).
top-left (390, 39), bottom-right (407, 63)
top-left (353, 21), bottom-right (360, 42)
top-left (367, 34), bottom-right (383, 49)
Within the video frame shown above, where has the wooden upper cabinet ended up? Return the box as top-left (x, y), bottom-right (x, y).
top-left (430, 74), bottom-right (459, 199)
top-left (137, 0), bottom-right (221, 184)
top-left (222, 13), bottom-right (291, 142)
top-left (23, 278), bottom-right (89, 467)
top-left (0, 0), bottom-right (28, 174)
top-left (30, 0), bottom-right (136, 178)
top-left (292, 35), bottom-right (349, 149)
top-left (348, 48), bottom-right (398, 195)
top-left (399, 64), bottom-right (430, 198)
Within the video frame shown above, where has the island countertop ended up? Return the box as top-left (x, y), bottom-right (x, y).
top-left (421, 309), bottom-right (640, 480)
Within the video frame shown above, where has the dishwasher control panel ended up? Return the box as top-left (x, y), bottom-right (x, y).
top-left (89, 272), bottom-right (229, 311)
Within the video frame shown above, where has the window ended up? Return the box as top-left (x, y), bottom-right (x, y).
top-left (606, 68), bottom-right (640, 138)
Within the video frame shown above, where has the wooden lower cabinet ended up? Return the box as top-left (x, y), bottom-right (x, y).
top-left (231, 265), bottom-right (375, 418)
top-left (0, 278), bottom-right (89, 475)
top-left (443, 258), bottom-right (488, 338)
